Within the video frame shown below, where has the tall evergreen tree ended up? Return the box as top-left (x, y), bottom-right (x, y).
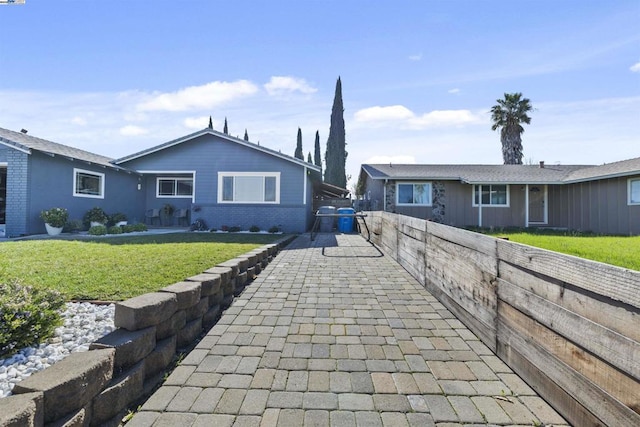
top-left (223, 117), bottom-right (229, 134)
top-left (208, 116), bottom-right (213, 129)
top-left (244, 129), bottom-right (249, 141)
top-left (294, 127), bottom-right (304, 160)
top-left (307, 152), bottom-right (312, 163)
top-left (490, 93), bottom-right (533, 165)
top-left (314, 130), bottom-right (322, 174)
top-left (324, 77), bottom-right (347, 188)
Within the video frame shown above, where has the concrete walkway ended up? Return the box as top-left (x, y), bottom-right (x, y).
top-left (129, 233), bottom-right (568, 427)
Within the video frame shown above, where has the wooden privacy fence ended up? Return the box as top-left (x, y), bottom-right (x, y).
top-left (358, 211), bottom-right (640, 427)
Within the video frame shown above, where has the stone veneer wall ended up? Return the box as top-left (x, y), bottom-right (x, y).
top-left (0, 236), bottom-right (295, 427)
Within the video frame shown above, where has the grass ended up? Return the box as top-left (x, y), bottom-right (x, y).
top-left (0, 232), bottom-right (284, 301)
top-left (476, 228), bottom-right (640, 271)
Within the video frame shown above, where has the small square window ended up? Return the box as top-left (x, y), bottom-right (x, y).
top-left (74, 168), bottom-right (104, 199)
top-left (396, 182), bottom-right (432, 206)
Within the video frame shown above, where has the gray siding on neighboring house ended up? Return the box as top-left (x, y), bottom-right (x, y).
top-left (550, 176), bottom-right (640, 235)
top-left (120, 133), bottom-right (314, 232)
top-left (4, 149), bottom-right (29, 237)
top-left (25, 152), bottom-right (142, 235)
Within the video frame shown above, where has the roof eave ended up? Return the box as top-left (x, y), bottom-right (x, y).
top-left (0, 138), bottom-right (31, 155)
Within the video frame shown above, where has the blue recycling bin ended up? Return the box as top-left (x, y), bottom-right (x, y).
top-left (337, 208), bottom-right (355, 233)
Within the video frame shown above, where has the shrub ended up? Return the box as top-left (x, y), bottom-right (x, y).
top-left (268, 225), bottom-right (281, 233)
top-left (64, 219), bottom-right (84, 233)
top-left (249, 225), bottom-right (260, 232)
top-left (122, 224), bottom-right (136, 233)
top-left (221, 225), bottom-right (229, 232)
top-left (88, 225), bottom-right (108, 235)
top-left (0, 281), bottom-right (65, 358)
top-left (190, 218), bottom-right (208, 231)
top-left (109, 212), bottom-right (127, 226)
top-left (108, 225), bottom-right (123, 234)
top-left (132, 223), bottom-right (148, 232)
top-left (40, 207), bottom-right (69, 228)
top-left (229, 226), bottom-right (241, 233)
top-left (84, 207), bottom-right (108, 225)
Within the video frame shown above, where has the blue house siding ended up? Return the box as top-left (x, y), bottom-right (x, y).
top-left (24, 152), bottom-right (143, 235)
top-left (119, 133), bottom-right (315, 232)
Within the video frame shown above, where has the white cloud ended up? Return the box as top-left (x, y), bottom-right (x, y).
top-left (408, 53), bottom-right (422, 61)
top-left (70, 116), bottom-right (87, 126)
top-left (137, 80), bottom-right (258, 112)
top-left (448, 88), bottom-right (461, 94)
top-left (354, 105), bottom-right (483, 128)
top-left (183, 116), bottom-right (211, 130)
top-left (119, 125), bottom-right (148, 136)
top-left (264, 76), bottom-right (317, 96)
top-left (630, 62), bottom-right (640, 72)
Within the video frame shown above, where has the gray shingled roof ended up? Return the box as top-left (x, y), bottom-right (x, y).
top-left (0, 127), bottom-right (124, 170)
top-left (361, 163), bottom-right (593, 184)
top-left (362, 159), bottom-right (640, 184)
top-left (114, 128), bottom-right (321, 171)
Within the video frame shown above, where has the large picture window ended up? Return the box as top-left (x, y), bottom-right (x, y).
top-left (473, 184), bottom-right (509, 206)
top-left (218, 172), bottom-right (280, 204)
top-left (157, 177), bottom-right (193, 198)
top-left (629, 178), bottom-right (640, 205)
top-left (73, 168), bottom-right (104, 199)
top-left (396, 182), bottom-right (432, 206)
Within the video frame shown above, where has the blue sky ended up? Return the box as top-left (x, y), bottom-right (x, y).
top-left (1, 0), bottom-right (638, 190)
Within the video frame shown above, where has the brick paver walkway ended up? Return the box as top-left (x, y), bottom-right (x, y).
top-left (129, 234), bottom-right (568, 426)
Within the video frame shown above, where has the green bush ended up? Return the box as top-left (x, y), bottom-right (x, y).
top-left (40, 207), bottom-right (69, 228)
top-left (64, 219), bottom-right (84, 233)
top-left (132, 223), bottom-right (148, 232)
top-left (88, 225), bottom-right (108, 235)
top-left (84, 207), bottom-right (109, 225)
top-left (108, 225), bottom-right (123, 234)
top-left (249, 225), bottom-right (260, 232)
top-left (229, 226), bottom-right (241, 232)
top-left (268, 225), bottom-right (281, 233)
top-left (0, 281), bottom-right (65, 357)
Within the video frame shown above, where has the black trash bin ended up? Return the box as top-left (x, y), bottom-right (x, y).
top-left (318, 206), bottom-right (335, 232)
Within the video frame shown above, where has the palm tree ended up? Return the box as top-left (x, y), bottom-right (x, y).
top-left (490, 93), bottom-right (533, 164)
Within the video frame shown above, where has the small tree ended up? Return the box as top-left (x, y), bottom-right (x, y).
top-left (208, 116), bottom-right (213, 129)
top-left (314, 130), bottom-right (322, 174)
top-left (244, 129), bottom-right (249, 141)
top-left (223, 117), bottom-right (229, 134)
top-left (307, 152), bottom-right (312, 163)
top-left (294, 128), bottom-right (304, 160)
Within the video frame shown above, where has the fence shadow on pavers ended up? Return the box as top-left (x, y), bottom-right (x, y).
top-left (359, 211), bottom-right (640, 427)
top-left (0, 235), bottom-right (296, 427)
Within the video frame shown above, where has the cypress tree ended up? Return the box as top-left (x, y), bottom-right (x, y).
top-left (294, 127), bottom-right (304, 160)
top-left (208, 116), bottom-right (213, 129)
top-left (244, 129), bottom-right (249, 141)
top-left (314, 130), bottom-right (322, 174)
top-left (223, 117), bottom-right (228, 134)
top-left (307, 152), bottom-right (312, 163)
top-left (324, 77), bottom-right (347, 188)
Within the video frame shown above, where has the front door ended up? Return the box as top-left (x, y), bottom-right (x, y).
top-left (528, 185), bottom-right (547, 224)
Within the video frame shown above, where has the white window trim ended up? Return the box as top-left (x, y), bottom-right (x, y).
top-left (156, 177), bottom-right (194, 199)
top-left (396, 182), bottom-right (432, 206)
top-left (472, 184), bottom-right (510, 208)
top-left (628, 178), bottom-right (640, 205)
top-left (73, 168), bottom-right (105, 199)
top-left (217, 172), bottom-right (281, 204)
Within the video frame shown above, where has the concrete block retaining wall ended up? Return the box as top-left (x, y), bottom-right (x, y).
top-left (0, 236), bottom-right (294, 427)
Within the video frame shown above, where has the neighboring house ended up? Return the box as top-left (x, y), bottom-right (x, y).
top-left (357, 159), bottom-right (640, 235)
top-left (0, 126), bottom-right (320, 237)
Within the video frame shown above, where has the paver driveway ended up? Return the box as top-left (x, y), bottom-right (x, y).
top-left (129, 233), bottom-right (568, 426)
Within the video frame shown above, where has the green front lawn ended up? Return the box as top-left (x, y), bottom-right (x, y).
top-left (479, 229), bottom-right (640, 271)
top-left (0, 233), bottom-right (285, 301)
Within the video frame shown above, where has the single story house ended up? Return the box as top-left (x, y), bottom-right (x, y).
top-left (0, 126), bottom-right (321, 237)
top-left (357, 159), bottom-right (640, 235)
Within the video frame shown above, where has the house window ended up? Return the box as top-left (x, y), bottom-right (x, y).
top-left (157, 177), bottom-right (193, 197)
top-left (473, 184), bottom-right (509, 206)
top-left (629, 178), bottom-right (640, 205)
top-left (396, 182), bottom-right (432, 206)
top-left (218, 172), bottom-right (280, 204)
top-left (74, 168), bottom-right (104, 199)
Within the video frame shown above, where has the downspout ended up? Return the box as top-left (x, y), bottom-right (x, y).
top-left (303, 166), bottom-right (307, 205)
top-left (478, 185), bottom-right (483, 228)
top-left (525, 184), bottom-right (529, 227)
top-left (383, 179), bottom-right (388, 212)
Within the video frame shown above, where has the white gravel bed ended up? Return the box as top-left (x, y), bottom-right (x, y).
top-left (0, 302), bottom-right (115, 398)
